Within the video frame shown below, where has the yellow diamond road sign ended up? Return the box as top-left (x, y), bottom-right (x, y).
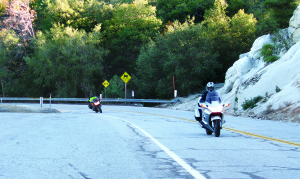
top-left (102, 80), bottom-right (110, 88)
top-left (121, 72), bottom-right (131, 84)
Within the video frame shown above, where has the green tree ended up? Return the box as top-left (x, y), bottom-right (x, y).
top-left (225, 0), bottom-right (281, 36)
top-left (156, 0), bottom-right (214, 24)
top-left (0, 0), bottom-right (8, 17)
top-left (136, 19), bottom-right (220, 99)
top-left (226, 0), bottom-right (247, 17)
top-left (255, 14), bottom-right (279, 36)
top-left (104, 0), bottom-right (134, 4)
top-left (263, 0), bottom-right (299, 28)
top-left (102, 0), bottom-right (162, 78)
top-left (201, 0), bottom-right (230, 75)
top-left (135, 39), bottom-right (169, 99)
top-left (202, 0), bottom-right (257, 75)
top-left (102, 75), bottom-right (124, 98)
top-left (136, 0), bottom-right (258, 99)
top-left (25, 24), bottom-right (107, 97)
top-left (0, 0), bottom-right (37, 97)
top-left (229, 9), bottom-right (257, 63)
top-left (32, 0), bottom-right (114, 32)
top-left (0, 29), bottom-right (19, 97)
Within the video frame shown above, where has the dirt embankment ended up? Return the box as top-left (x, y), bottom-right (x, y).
top-left (0, 105), bottom-right (60, 113)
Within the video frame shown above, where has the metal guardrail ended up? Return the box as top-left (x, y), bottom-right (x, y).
top-left (0, 97), bottom-right (179, 104)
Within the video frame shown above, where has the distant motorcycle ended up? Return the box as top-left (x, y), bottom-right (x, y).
top-left (194, 94), bottom-right (229, 137)
top-left (88, 98), bottom-right (102, 113)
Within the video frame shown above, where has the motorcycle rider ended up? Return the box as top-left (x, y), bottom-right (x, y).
top-left (88, 93), bottom-right (97, 109)
top-left (195, 82), bottom-right (219, 125)
top-left (88, 93), bottom-right (97, 102)
top-left (205, 82), bottom-right (221, 104)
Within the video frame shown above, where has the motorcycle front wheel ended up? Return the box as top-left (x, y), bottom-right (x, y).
top-left (214, 120), bottom-right (221, 137)
top-left (93, 106), bottom-right (98, 113)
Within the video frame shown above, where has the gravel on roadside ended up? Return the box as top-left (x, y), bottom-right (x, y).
top-left (0, 105), bottom-right (60, 113)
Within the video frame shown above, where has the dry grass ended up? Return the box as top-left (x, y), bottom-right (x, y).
top-left (291, 106), bottom-right (300, 123)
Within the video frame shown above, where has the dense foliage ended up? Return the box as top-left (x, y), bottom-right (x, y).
top-left (156, 0), bottom-right (214, 24)
top-left (25, 24), bottom-right (107, 97)
top-left (0, 0), bottom-right (299, 99)
top-left (260, 43), bottom-right (279, 63)
top-left (136, 19), bottom-right (220, 98)
top-left (102, 0), bottom-right (162, 78)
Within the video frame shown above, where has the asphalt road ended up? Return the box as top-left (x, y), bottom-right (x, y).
top-left (1, 104), bottom-right (300, 179)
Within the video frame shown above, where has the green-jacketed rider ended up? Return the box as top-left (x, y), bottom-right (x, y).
top-left (88, 93), bottom-right (97, 102)
top-left (88, 93), bottom-right (97, 109)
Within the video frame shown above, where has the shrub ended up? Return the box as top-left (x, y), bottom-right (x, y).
top-left (235, 97), bottom-right (238, 103)
top-left (262, 92), bottom-right (269, 103)
top-left (242, 96), bottom-right (263, 110)
top-left (275, 85), bottom-right (281, 93)
top-left (263, 105), bottom-right (274, 115)
top-left (271, 30), bottom-right (293, 55)
top-left (255, 17), bottom-right (279, 37)
top-left (261, 43), bottom-right (279, 63)
top-left (283, 101), bottom-right (292, 107)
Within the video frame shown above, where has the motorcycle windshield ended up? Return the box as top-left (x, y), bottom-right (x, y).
top-left (206, 92), bottom-right (221, 104)
top-left (92, 98), bottom-right (99, 102)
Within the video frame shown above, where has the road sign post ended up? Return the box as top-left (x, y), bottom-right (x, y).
top-left (50, 94), bottom-right (51, 109)
top-left (121, 72), bottom-right (131, 99)
top-left (102, 80), bottom-right (110, 98)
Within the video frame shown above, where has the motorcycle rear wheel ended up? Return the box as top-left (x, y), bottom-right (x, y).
top-left (206, 129), bottom-right (213, 135)
top-left (214, 120), bottom-right (221, 137)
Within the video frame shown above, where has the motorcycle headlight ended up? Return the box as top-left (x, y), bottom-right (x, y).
top-left (94, 101), bottom-right (100, 105)
top-left (208, 106), bottom-right (223, 112)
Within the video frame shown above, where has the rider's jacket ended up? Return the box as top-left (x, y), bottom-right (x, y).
top-left (89, 96), bottom-right (97, 102)
top-left (200, 91), bottom-right (208, 103)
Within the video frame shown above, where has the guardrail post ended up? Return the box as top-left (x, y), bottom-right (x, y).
top-left (50, 94), bottom-right (51, 109)
top-left (1, 98), bottom-right (2, 103)
top-left (40, 97), bottom-right (43, 108)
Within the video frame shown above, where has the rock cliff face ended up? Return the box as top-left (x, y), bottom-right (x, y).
top-left (219, 5), bottom-right (300, 123)
top-left (290, 5), bottom-right (300, 44)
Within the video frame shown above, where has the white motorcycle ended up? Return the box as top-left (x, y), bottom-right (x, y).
top-left (194, 94), bottom-right (229, 137)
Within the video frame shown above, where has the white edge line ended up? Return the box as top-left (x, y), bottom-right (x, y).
top-left (104, 115), bottom-right (206, 179)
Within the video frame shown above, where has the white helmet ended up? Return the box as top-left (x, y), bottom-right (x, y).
top-left (206, 82), bottom-right (214, 92)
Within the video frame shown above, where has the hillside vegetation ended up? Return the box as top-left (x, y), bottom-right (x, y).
top-left (0, 0), bottom-right (299, 99)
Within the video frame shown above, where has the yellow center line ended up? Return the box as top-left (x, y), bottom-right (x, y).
top-left (222, 127), bottom-right (300, 147)
top-left (108, 109), bottom-right (300, 147)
